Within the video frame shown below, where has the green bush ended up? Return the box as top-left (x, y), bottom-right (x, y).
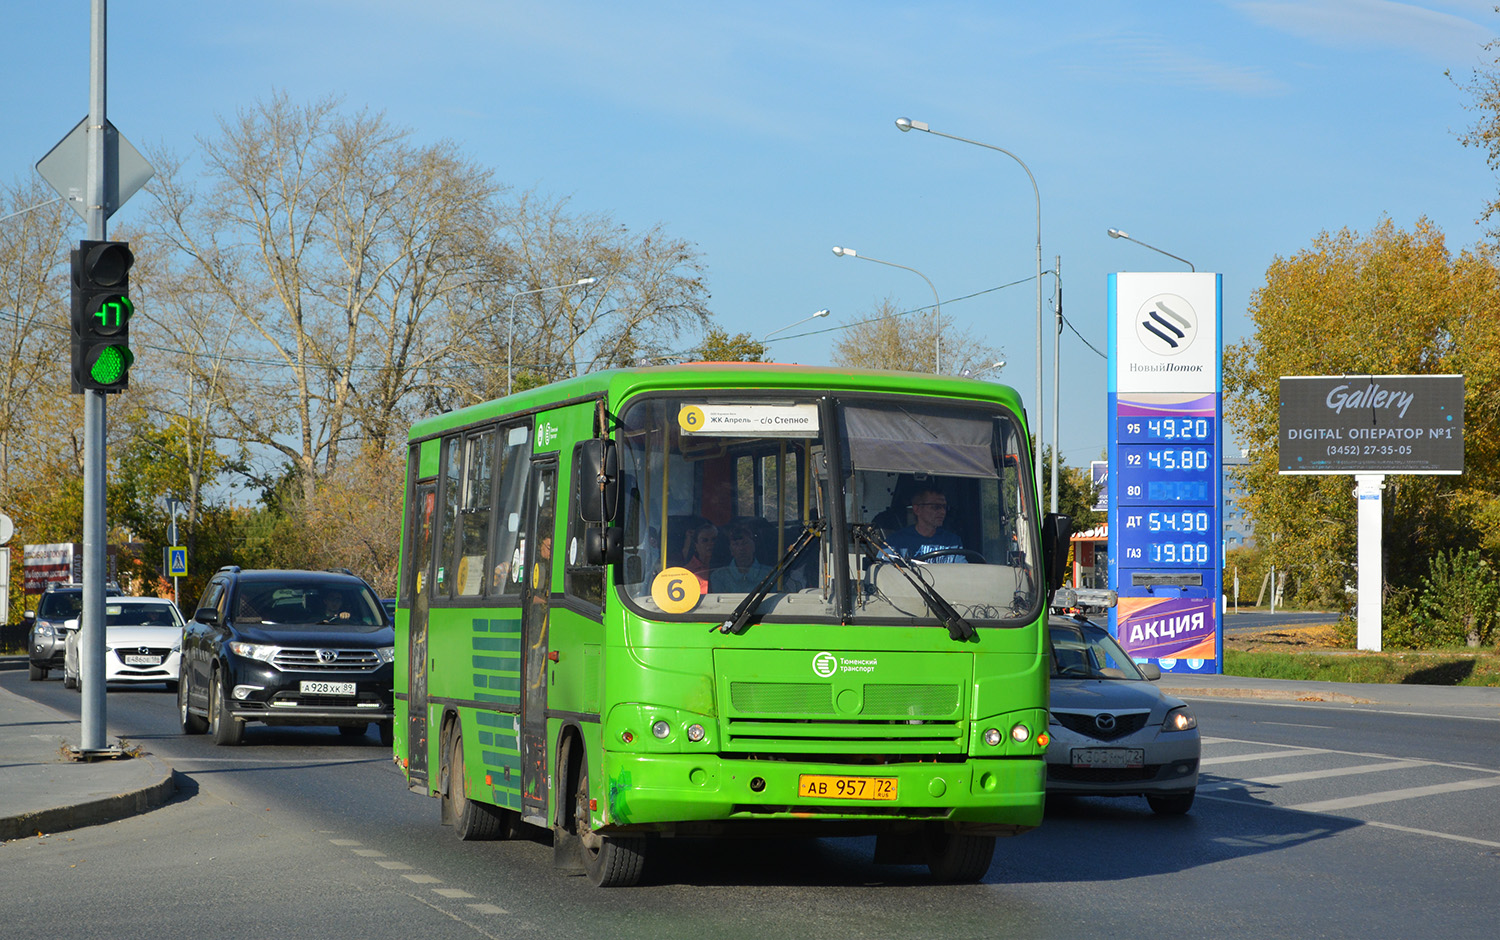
top-left (1411, 549), bottom-right (1499, 649)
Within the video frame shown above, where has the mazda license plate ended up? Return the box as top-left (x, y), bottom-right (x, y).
top-left (123, 655), bottom-right (160, 665)
top-left (300, 680), bottom-right (356, 695)
top-left (797, 774), bottom-right (898, 801)
top-left (1071, 747), bottom-right (1145, 768)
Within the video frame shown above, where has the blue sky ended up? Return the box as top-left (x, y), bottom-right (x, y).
top-left (4, 1), bottom-right (1497, 469)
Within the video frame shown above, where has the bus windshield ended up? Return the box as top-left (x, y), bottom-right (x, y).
top-left (616, 394), bottom-right (1041, 626)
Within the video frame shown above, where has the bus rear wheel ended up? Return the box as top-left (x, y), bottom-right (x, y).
top-left (925, 828), bottom-right (995, 883)
top-left (572, 746), bottom-right (646, 887)
top-left (445, 725), bottom-right (513, 841)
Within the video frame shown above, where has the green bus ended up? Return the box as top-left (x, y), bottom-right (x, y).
top-left (393, 363), bottom-right (1070, 886)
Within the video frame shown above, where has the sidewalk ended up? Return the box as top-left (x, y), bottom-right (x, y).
top-left (0, 679), bottom-right (176, 842)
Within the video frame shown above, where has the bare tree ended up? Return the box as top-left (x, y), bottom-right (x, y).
top-left (142, 93), bottom-right (507, 497)
top-left (828, 296), bottom-right (1005, 376)
top-left (438, 191), bottom-right (713, 405)
top-left (0, 177), bottom-right (77, 498)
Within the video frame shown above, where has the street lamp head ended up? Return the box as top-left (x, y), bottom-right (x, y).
top-left (832, 246), bottom-right (855, 258)
top-left (894, 117), bottom-right (929, 133)
top-left (813, 308), bottom-right (830, 318)
top-left (575, 277), bottom-right (598, 286)
top-left (1107, 228), bottom-right (1127, 240)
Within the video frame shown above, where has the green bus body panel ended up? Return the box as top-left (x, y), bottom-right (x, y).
top-left (407, 363), bottom-right (1029, 444)
top-left (397, 364), bottom-right (1047, 838)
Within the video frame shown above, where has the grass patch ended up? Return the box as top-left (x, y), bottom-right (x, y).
top-left (1224, 624), bottom-right (1500, 686)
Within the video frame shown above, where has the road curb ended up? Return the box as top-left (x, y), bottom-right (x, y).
top-left (0, 752), bottom-right (177, 843)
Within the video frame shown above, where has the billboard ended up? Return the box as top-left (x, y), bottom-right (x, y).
top-left (1279, 375), bottom-right (1464, 474)
top-left (23, 542), bottom-right (80, 591)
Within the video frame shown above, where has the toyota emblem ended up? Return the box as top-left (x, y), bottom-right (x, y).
top-left (317, 649), bottom-right (337, 664)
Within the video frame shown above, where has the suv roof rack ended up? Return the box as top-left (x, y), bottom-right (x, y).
top-left (326, 567), bottom-right (355, 576)
top-left (218, 565), bottom-right (242, 573)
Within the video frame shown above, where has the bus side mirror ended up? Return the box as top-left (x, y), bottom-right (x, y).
top-left (577, 439), bottom-right (619, 525)
top-left (584, 527), bottom-right (624, 566)
top-left (1041, 513), bottom-right (1072, 593)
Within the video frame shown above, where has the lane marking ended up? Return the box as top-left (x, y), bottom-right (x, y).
top-left (1201, 748), bottom-right (1329, 766)
top-left (467, 904), bottom-right (508, 915)
top-left (403, 873), bottom-right (442, 884)
top-left (1365, 820), bottom-right (1500, 849)
top-left (1248, 760), bottom-right (1426, 785)
top-left (352, 849), bottom-right (386, 857)
top-left (1288, 776), bottom-right (1500, 813)
top-left (376, 860), bottom-right (414, 870)
top-left (433, 887), bottom-right (475, 899)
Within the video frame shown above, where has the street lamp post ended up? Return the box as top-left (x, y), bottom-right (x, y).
top-left (762, 308), bottom-right (831, 346)
top-left (896, 117), bottom-right (1045, 507)
top-left (831, 246), bottom-right (942, 372)
top-left (506, 277), bottom-right (597, 396)
top-left (1107, 228), bottom-right (1195, 271)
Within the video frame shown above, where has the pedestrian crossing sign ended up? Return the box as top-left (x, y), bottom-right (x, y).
top-left (168, 546), bottom-right (187, 577)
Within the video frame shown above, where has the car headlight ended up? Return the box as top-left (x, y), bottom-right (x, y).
top-left (1163, 706), bottom-right (1197, 732)
top-left (36, 623), bottom-right (55, 638)
top-left (228, 641), bottom-right (278, 662)
top-left (376, 646), bottom-right (395, 664)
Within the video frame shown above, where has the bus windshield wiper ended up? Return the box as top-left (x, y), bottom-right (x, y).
top-left (718, 520), bottom-right (825, 635)
top-left (850, 524), bottom-right (975, 641)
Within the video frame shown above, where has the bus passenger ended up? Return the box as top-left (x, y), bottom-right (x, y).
top-left (681, 520), bottom-right (717, 591)
top-left (710, 520), bottom-right (772, 593)
top-left (884, 488), bottom-right (966, 563)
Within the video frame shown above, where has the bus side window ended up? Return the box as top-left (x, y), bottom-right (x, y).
top-left (491, 424), bottom-right (531, 597)
top-left (456, 430), bottom-right (494, 596)
top-left (565, 512), bottom-right (606, 613)
top-left (437, 435), bottom-right (463, 600)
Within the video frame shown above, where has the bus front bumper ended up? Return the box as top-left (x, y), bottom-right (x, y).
top-left (599, 753), bottom-right (1045, 834)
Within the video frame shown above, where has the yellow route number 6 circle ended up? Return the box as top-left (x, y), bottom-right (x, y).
top-left (652, 566), bottom-right (702, 614)
top-left (678, 405), bottom-right (705, 433)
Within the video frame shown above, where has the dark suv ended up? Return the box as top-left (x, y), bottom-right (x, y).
top-left (26, 583), bottom-right (122, 680)
top-left (178, 567), bottom-right (395, 746)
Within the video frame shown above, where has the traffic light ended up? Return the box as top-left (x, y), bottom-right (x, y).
top-left (70, 239), bottom-right (135, 393)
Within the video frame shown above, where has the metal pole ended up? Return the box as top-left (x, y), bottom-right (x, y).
top-left (1049, 254), bottom-right (1061, 514)
top-left (80, 0), bottom-right (109, 754)
top-left (893, 119), bottom-right (1043, 500)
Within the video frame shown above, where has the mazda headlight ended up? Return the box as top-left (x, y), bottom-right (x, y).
top-left (228, 641), bottom-right (278, 662)
top-left (1163, 706), bottom-right (1197, 732)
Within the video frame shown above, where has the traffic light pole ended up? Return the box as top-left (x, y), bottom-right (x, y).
top-left (79, 0), bottom-right (110, 755)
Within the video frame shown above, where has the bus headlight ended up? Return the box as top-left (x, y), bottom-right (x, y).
top-left (651, 720), bottom-right (671, 739)
top-left (686, 723), bottom-right (706, 743)
top-left (1009, 723), bottom-right (1031, 744)
top-left (983, 727), bottom-right (1002, 747)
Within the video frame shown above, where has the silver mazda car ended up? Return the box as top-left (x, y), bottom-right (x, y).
top-left (1045, 614), bottom-right (1200, 814)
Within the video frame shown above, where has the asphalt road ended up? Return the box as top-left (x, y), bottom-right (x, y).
top-left (4, 670), bottom-right (1499, 940)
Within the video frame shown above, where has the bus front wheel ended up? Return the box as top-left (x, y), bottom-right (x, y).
top-left (571, 745), bottom-right (646, 887)
top-left (925, 828), bottom-right (995, 883)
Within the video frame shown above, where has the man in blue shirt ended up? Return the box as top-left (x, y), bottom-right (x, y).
top-left (883, 488), bottom-right (966, 563)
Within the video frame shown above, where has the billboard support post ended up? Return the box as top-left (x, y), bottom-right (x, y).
top-left (1356, 474), bottom-right (1385, 652)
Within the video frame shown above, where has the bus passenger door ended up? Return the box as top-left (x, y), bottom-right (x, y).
top-left (407, 481), bottom-right (437, 789)
top-left (520, 461), bottom-right (557, 824)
